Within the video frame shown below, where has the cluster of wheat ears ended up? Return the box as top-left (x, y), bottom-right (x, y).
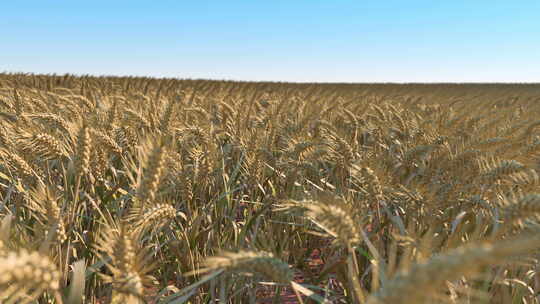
top-left (1, 74), bottom-right (540, 303)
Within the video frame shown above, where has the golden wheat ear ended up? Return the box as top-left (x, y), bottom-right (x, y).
top-left (73, 120), bottom-right (91, 177)
top-left (367, 235), bottom-right (540, 304)
top-left (0, 249), bottom-right (61, 303)
top-left (497, 193), bottom-right (540, 235)
top-left (95, 221), bottom-right (155, 304)
top-left (125, 202), bottom-right (178, 234)
top-left (0, 150), bottom-right (38, 182)
top-left (90, 129), bottom-right (123, 155)
top-left (27, 113), bottom-right (71, 134)
top-left (13, 128), bottom-right (66, 161)
top-left (27, 182), bottom-right (67, 245)
top-left (197, 250), bottom-right (293, 284)
top-left (284, 199), bottom-right (362, 247)
top-left (0, 215), bottom-right (13, 256)
top-left (135, 137), bottom-right (167, 209)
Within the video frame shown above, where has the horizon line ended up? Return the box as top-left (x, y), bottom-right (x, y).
top-left (2, 71), bottom-right (540, 85)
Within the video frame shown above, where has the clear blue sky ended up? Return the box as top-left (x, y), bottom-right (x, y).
top-left (1, 1), bottom-right (539, 82)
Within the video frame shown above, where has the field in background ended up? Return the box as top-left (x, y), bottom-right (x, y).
top-left (1, 73), bottom-right (540, 303)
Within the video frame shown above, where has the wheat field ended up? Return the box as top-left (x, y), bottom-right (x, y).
top-left (1, 73), bottom-right (540, 303)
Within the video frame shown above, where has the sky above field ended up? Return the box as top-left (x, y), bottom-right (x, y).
top-left (1, 1), bottom-right (540, 82)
